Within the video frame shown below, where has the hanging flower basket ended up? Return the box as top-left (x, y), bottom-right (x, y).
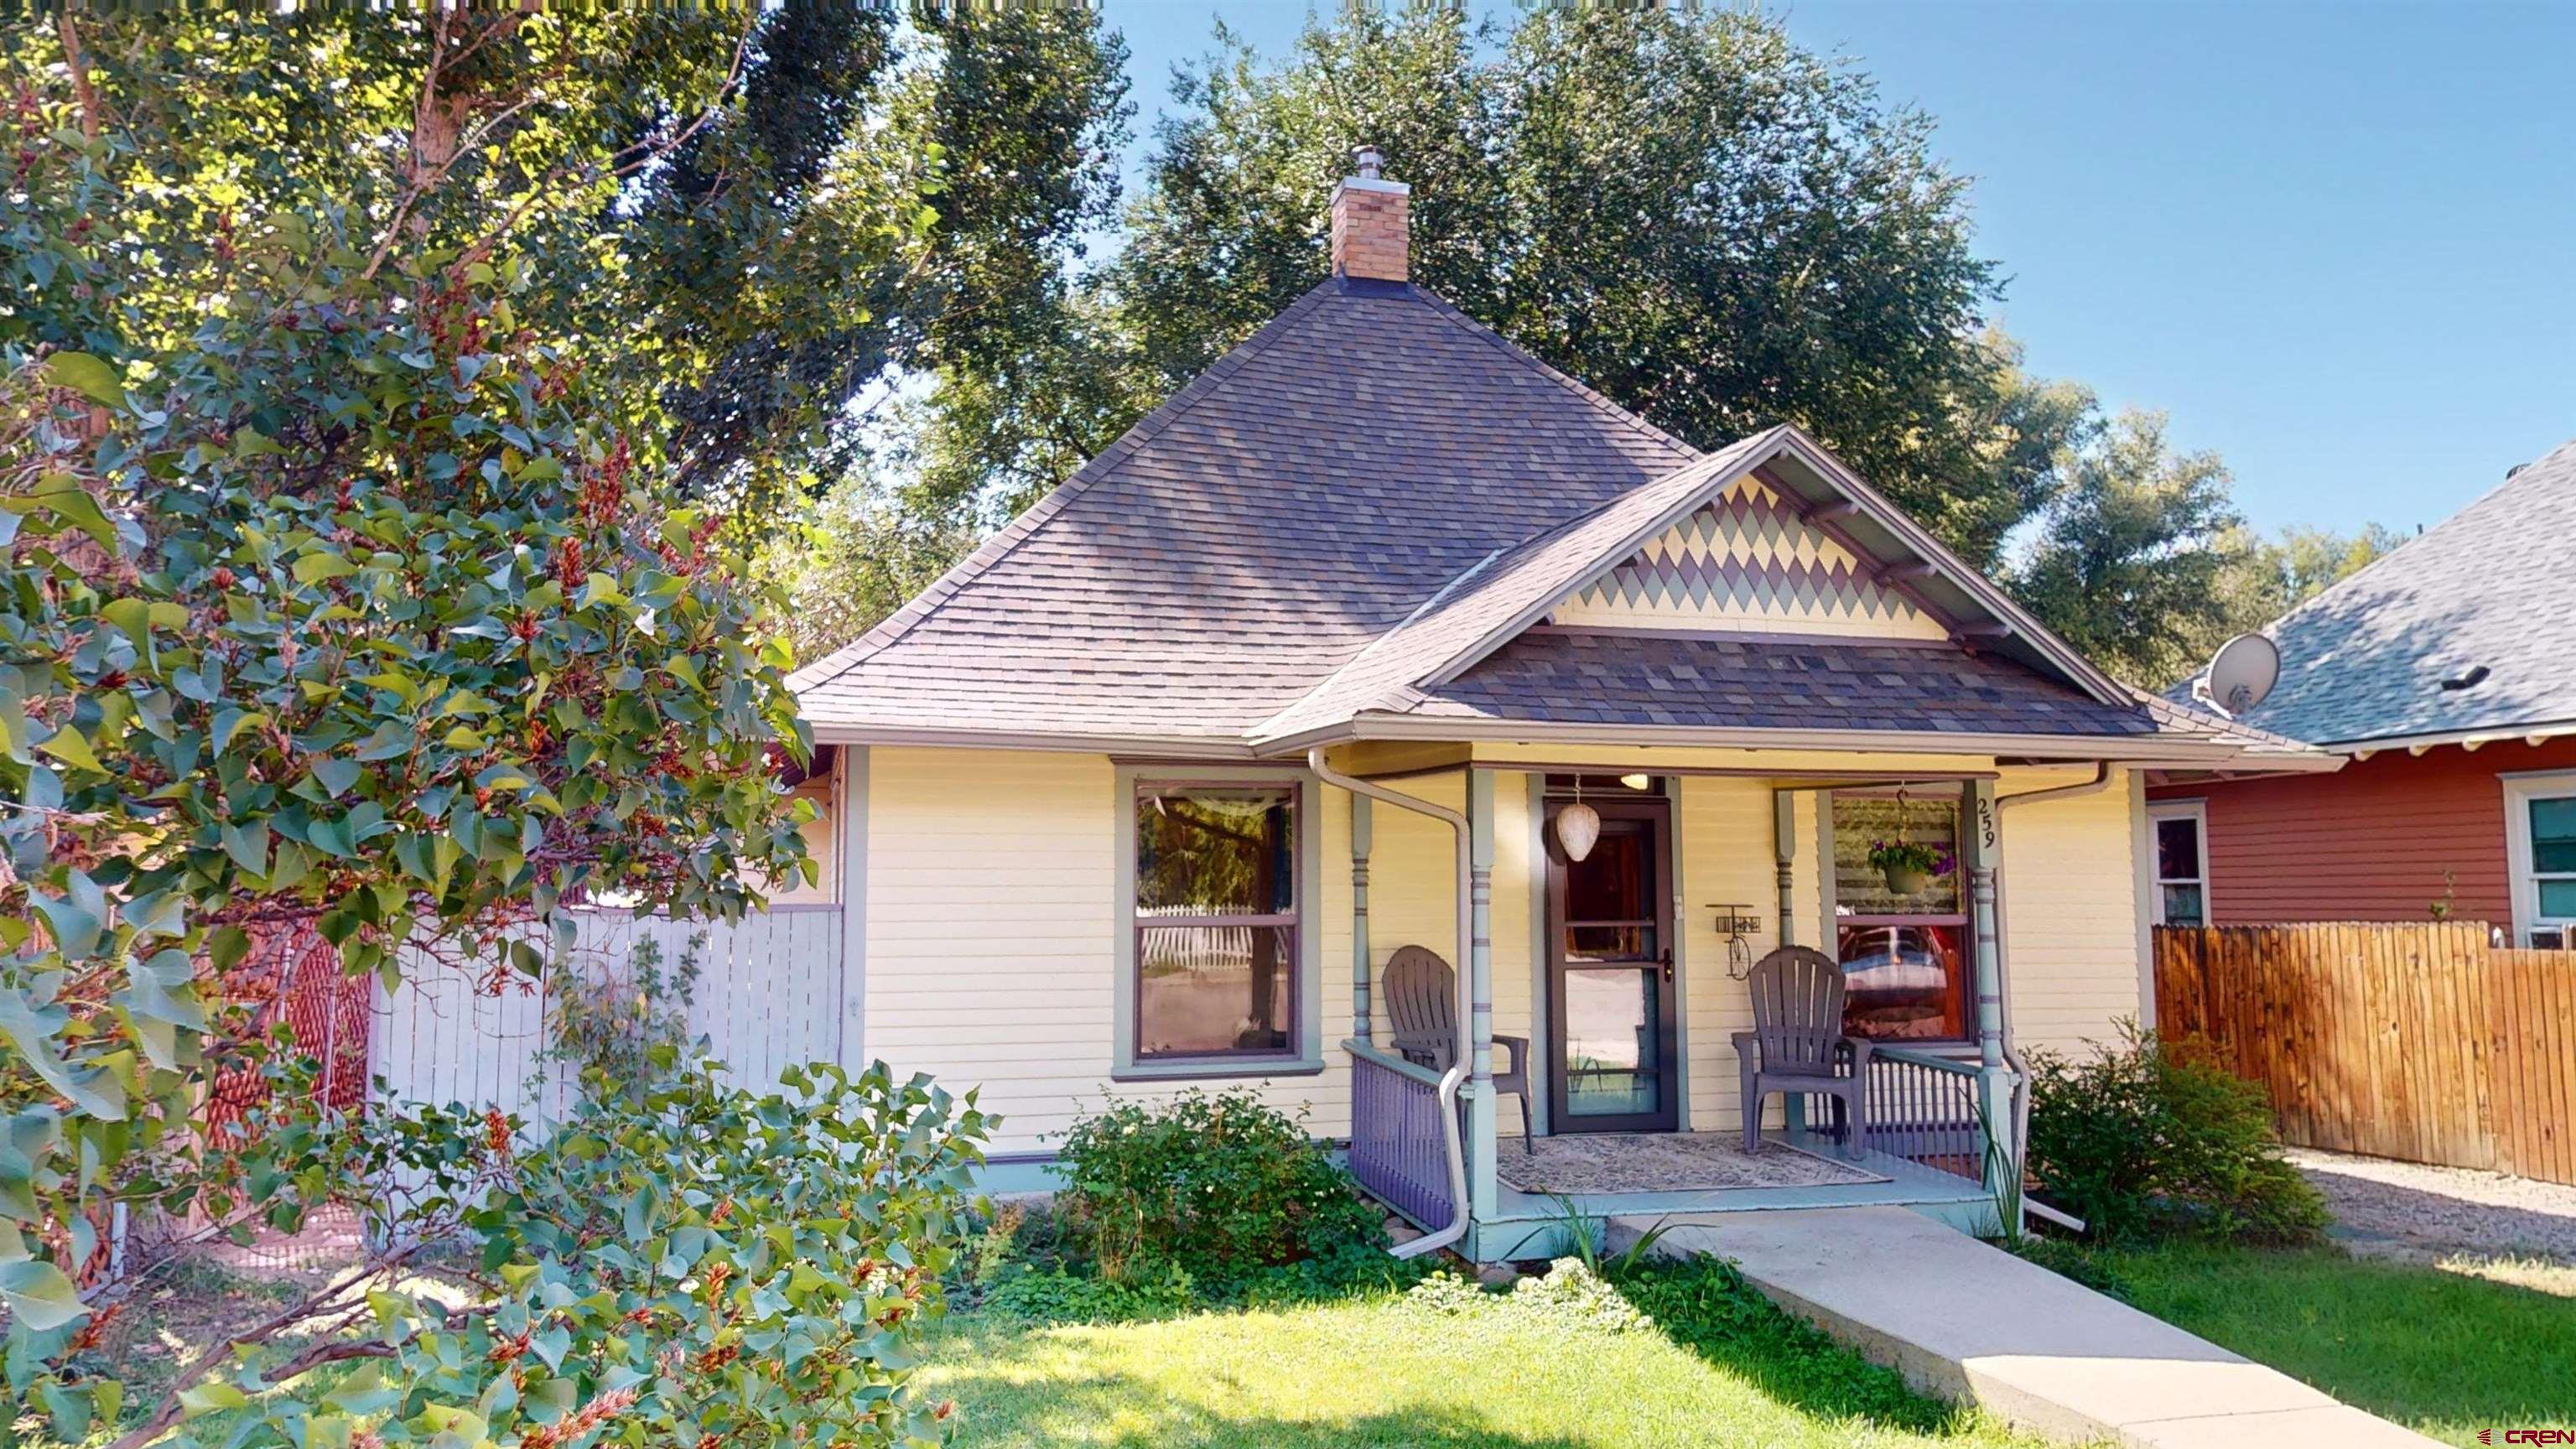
top-left (1867, 839), bottom-right (1953, 896)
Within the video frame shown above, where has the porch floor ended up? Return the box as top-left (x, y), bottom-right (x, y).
top-left (1498, 1130), bottom-right (1893, 1194)
top-left (1472, 1129), bottom-right (1992, 1262)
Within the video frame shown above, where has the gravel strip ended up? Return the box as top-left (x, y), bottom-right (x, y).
top-left (2287, 1146), bottom-right (2576, 1265)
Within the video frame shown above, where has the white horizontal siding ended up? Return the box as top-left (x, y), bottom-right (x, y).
top-left (861, 747), bottom-right (1351, 1156)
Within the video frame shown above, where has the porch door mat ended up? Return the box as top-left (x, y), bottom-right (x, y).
top-left (1494, 1133), bottom-right (1889, 1195)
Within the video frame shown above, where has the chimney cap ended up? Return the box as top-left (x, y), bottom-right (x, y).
top-left (1353, 144), bottom-right (1383, 180)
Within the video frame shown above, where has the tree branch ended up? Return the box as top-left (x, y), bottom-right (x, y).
top-left (56, 14), bottom-right (103, 143)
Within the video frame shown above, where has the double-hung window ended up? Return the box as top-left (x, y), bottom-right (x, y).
top-left (1827, 789), bottom-right (1971, 1043)
top-left (1129, 781), bottom-right (1302, 1062)
top-left (2148, 802), bottom-right (2210, 927)
top-left (2506, 773), bottom-right (2576, 948)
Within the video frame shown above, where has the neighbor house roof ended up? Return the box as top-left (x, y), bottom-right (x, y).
top-left (793, 275), bottom-right (2327, 770)
top-left (2173, 439), bottom-right (2576, 748)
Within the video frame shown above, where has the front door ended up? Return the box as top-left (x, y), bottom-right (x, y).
top-left (1545, 793), bottom-right (1680, 1133)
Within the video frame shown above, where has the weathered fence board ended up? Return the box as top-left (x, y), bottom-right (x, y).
top-left (2153, 922), bottom-right (2576, 1185)
top-left (372, 905), bottom-right (844, 1121)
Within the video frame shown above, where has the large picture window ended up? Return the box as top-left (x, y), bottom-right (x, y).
top-left (1830, 790), bottom-right (1970, 1043)
top-left (1132, 783), bottom-right (1299, 1060)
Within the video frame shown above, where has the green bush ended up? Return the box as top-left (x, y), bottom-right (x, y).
top-left (1052, 1088), bottom-right (1386, 1287)
top-left (2025, 1024), bottom-right (2327, 1245)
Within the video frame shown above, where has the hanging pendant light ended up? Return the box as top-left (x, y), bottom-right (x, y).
top-left (1556, 776), bottom-right (1602, 863)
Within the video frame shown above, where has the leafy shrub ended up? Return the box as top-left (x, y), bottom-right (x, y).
top-left (1399, 1259), bottom-right (1652, 1333)
top-left (1052, 1088), bottom-right (1385, 1286)
top-left (538, 931), bottom-right (706, 1103)
top-left (97, 1058), bottom-right (989, 1449)
top-left (981, 1262), bottom-right (1199, 1324)
top-left (2026, 1024), bottom-right (2328, 1245)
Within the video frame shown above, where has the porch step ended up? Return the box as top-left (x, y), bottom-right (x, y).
top-left (1606, 1208), bottom-right (2438, 1448)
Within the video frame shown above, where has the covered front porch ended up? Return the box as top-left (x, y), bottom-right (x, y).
top-left (1316, 743), bottom-right (2075, 1264)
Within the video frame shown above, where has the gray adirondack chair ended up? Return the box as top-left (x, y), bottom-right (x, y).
top-left (1384, 944), bottom-right (1534, 1152)
top-left (1732, 946), bottom-right (1874, 1159)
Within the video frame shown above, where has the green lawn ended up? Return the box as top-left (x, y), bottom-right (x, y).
top-left (919, 1261), bottom-right (2055, 1448)
top-left (2043, 1242), bottom-right (2576, 1448)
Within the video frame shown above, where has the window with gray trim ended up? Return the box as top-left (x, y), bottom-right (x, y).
top-left (1132, 783), bottom-right (1299, 1059)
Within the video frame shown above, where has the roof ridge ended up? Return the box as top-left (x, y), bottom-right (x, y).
top-left (787, 283), bottom-right (1347, 692)
top-left (1403, 288), bottom-right (1701, 463)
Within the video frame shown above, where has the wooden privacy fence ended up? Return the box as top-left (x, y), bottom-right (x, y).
top-left (2154, 922), bottom-right (2575, 1186)
top-left (374, 904), bottom-right (845, 1124)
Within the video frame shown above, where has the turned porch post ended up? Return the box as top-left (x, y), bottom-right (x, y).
top-left (1964, 779), bottom-right (2018, 1229)
top-left (1467, 768), bottom-right (1498, 1221)
top-left (1965, 781), bottom-right (2007, 1069)
top-left (1772, 789), bottom-right (1798, 948)
top-left (1350, 794), bottom-right (1373, 1044)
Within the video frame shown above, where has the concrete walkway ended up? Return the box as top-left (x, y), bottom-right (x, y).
top-left (1609, 1207), bottom-right (2441, 1447)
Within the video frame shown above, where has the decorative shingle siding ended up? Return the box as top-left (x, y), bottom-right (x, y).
top-left (1552, 477), bottom-right (1945, 640)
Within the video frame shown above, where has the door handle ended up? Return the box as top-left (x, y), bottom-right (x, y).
top-left (1659, 949), bottom-right (1675, 984)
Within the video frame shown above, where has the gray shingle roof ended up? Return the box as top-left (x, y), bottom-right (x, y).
top-left (793, 276), bottom-right (2329, 768)
top-left (2177, 439), bottom-right (2576, 746)
top-left (792, 278), bottom-right (1694, 744)
top-left (1413, 630), bottom-right (2155, 735)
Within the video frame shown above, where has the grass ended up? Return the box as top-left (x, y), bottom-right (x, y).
top-left (918, 1259), bottom-right (2059, 1448)
top-left (2025, 1239), bottom-right (2576, 1448)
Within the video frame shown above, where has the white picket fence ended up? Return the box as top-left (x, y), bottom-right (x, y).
top-left (371, 905), bottom-right (846, 1122)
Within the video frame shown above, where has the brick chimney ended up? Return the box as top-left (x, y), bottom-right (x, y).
top-left (1330, 144), bottom-right (1410, 283)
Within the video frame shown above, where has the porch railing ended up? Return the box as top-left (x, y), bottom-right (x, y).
top-left (1345, 1040), bottom-right (1457, 1231)
top-left (1862, 1046), bottom-right (1987, 1182)
top-left (1799, 1046), bottom-right (1987, 1184)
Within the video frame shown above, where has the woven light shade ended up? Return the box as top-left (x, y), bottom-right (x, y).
top-left (1555, 801), bottom-right (1602, 863)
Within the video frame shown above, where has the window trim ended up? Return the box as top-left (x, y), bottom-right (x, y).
top-left (1820, 785), bottom-right (1976, 1047)
top-left (1112, 764), bottom-right (1324, 1081)
top-left (2146, 799), bottom-right (2211, 927)
top-left (2501, 771), bottom-right (2576, 948)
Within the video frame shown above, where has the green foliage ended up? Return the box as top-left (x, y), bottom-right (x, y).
top-left (537, 932), bottom-right (704, 1103)
top-left (1403, 1259), bottom-right (1658, 1335)
top-left (980, 1261), bottom-right (1200, 1326)
top-left (1050, 1089), bottom-right (1386, 1288)
top-left (0, 13), bottom-right (1125, 1439)
top-left (916, 7), bottom-right (2033, 562)
top-left (2015, 1240), bottom-right (2576, 1446)
top-left (125, 1059), bottom-right (989, 1449)
top-left (2025, 1025), bottom-right (2329, 1246)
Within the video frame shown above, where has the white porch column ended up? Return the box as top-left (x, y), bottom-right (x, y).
top-left (1467, 767), bottom-right (1498, 1220)
top-left (1350, 794), bottom-right (1373, 1044)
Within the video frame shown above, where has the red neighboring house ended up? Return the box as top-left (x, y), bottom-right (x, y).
top-left (2148, 439), bottom-right (2576, 946)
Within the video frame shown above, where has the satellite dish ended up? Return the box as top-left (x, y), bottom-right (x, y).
top-left (2203, 632), bottom-right (2281, 716)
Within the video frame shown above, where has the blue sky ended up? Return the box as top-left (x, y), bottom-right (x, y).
top-left (1104, 2), bottom-right (2574, 537)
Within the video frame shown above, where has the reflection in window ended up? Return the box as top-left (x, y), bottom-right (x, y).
top-left (1831, 792), bottom-right (1970, 1041)
top-left (1134, 787), bottom-right (1296, 1058)
top-left (2154, 814), bottom-right (2206, 927)
top-left (2530, 797), bottom-right (2576, 921)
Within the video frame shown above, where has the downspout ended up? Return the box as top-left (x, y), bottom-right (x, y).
top-left (1309, 747), bottom-right (1472, 1261)
top-left (1993, 762), bottom-right (2114, 1233)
